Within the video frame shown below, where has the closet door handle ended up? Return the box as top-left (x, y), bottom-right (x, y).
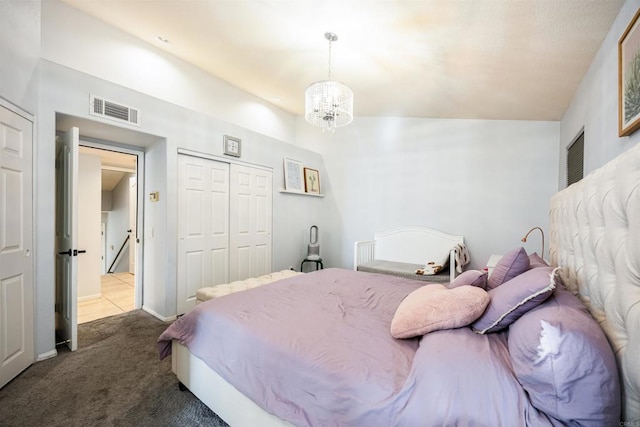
top-left (77, 250), bottom-right (87, 254)
top-left (58, 249), bottom-right (72, 256)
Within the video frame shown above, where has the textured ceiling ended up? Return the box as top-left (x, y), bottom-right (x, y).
top-left (60, 0), bottom-right (624, 121)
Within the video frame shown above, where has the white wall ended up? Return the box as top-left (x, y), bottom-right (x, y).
top-left (101, 191), bottom-right (112, 211)
top-left (40, 0), bottom-right (295, 143)
top-left (0, 0), bottom-right (50, 356)
top-left (104, 173), bottom-right (132, 274)
top-left (560, 0), bottom-right (640, 184)
top-left (77, 152), bottom-right (102, 299)
top-left (297, 117), bottom-right (560, 270)
top-left (0, 0), bottom-right (40, 113)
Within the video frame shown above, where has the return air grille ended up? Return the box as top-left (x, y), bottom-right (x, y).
top-left (89, 95), bottom-right (140, 126)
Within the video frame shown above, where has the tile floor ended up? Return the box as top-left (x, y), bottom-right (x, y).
top-left (78, 272), bottom-right (135, 324)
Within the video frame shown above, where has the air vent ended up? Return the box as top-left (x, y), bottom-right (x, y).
top-left (89, 95), bottom-right (140, 126)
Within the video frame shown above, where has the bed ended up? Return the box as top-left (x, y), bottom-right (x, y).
top-left (353, 226), bottom-right (465, 283)
top-left (158, 143), bottom-right (640, 425)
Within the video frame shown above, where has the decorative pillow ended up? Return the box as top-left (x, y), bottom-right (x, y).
top-left (508, 285), bottom-right (620, 424)
top-left (472, 267), bottom-right (557, 334)
top-left (528, 252), bottom-right (548, 269)
top-left (448, 270), bottom-right (487, 289)
top-left (487, 247), bottom-right (530, 290)
top-left (391, 284), bottom-right (489, 339)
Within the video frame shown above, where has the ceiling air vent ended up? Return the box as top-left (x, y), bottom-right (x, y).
top-left (89, 95), bottom-right (141, 126)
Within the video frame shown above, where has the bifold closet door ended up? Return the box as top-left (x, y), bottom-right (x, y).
top-left (177, 155), bottom-right (229, 315)
top-left (229, 164), bottom-right (273, 282)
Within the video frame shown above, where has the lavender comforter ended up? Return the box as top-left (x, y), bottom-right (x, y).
top-left (158, 268), bottom-right (556, 426)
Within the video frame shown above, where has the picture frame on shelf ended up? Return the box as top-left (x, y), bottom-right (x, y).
top-left (223, 135), bottom-right (241, 157)
top-left (303, 167), bottom-right (320, 194)
top-left (619, 8), bottom-right (640, 136)
top-left (283, 157), bottom-right (304, 192)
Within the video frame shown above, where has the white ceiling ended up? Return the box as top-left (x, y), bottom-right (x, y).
top-left (60, 0), bottom-right (624, 121)
top-left (79, 146), bottom-right (137, 191)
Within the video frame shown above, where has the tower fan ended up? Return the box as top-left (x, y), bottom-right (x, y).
top-left (306, 225), bottom-right (320, 260)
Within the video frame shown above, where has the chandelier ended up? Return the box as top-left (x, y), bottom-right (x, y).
top-left (305, 32), bottom-right (354, 132)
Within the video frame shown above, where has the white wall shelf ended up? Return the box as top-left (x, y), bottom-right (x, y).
top-left (278, 189), bottom-right (324, 198)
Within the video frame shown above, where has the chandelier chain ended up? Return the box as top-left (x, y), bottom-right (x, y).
top-left (328, 38), bottom-right (332, 81)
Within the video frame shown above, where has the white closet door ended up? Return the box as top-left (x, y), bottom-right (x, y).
top-left (0, 103), bottom-right (34, 387)
top-left (229, 164), bottom-right (273, 281)
top-left (177, 155), bottom-right (229, 315)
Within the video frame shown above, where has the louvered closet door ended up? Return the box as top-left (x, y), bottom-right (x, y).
top-left (177, 155), bottom-right (229, 315)
top-left (229, 164), bottom-right (273, 281)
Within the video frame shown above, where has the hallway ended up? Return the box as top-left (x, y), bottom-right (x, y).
top-left (78, 273), bottom-right (135, 324)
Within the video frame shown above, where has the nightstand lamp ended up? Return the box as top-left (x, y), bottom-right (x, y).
top-left (521, 226), bottom-right (545, 258)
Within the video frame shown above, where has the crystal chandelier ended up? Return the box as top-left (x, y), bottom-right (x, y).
top-left (305, 32), bottom-right (354, 132)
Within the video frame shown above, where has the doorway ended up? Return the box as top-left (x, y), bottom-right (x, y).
top-left (54, 113), bottom-right (154, 351)
top-left (77, 146), bottom-right (138, 324)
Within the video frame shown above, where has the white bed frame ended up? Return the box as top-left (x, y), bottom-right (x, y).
top-left (172, 341), bottom-right (291, 426)
top-left (353, 226), bottom-right (464, 282)
top-left (171, 145), bottom-right (640, 424)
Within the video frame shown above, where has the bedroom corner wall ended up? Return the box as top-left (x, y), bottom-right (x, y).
top-left (0, 1), bottom-right (48, 356)
top-left (296, 117), bottom-right (560, 271)
top-left (560, 0), bottom-right (640, 185)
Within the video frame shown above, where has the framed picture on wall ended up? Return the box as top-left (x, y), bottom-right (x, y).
top-left (223, 135), bottom-right (241, 157)
top-left (303, 167), bottom-right (320, 194)
top-left (283, 158), bottom-right (304, 192)
top-left (619, 8), bottom-right (640, 136)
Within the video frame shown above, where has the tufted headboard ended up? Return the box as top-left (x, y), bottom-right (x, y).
top-left (549, 142), bottom-right (640, 422)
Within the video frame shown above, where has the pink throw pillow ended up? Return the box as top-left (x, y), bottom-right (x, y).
top-left (391, 284), bottom-right (490, 339)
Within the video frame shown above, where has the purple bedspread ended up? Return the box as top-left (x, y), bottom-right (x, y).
top-left (158, 268), bottom-right (553, 426)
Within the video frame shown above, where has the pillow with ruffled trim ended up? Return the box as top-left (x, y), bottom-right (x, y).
top-left (472, 267), bottom-right (557, 334)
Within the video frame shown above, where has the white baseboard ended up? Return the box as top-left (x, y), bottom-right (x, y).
top-left (36, 349), bottom-right (58, 361)
top-left (142, 305), bottom-right (176, 322)
top-left (77, 293), bottom-right (101, 302)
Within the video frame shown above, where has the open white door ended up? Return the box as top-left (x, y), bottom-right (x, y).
top-left (55, 127), bottom-right (79, 351)
top-left (0, 102), bottom-right (34, 388)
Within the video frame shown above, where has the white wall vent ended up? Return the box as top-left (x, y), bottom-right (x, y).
top-left (89, 95), bottom-right (141, 126)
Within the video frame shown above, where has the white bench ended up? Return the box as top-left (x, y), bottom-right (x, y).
top-left (354, 226), bottom-right (464, 283)
top-left (196, 270), bottom-right (303, 303)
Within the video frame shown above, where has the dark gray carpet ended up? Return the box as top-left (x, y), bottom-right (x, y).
top-left (0, 310), bottom-right (229, 426)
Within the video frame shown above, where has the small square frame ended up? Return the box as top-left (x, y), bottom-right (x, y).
top-left (223, 135), bottom-right (242, 157)
top-left (303, 167), bottom-right (320, 194)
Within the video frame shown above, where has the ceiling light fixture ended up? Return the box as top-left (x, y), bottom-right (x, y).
top-left (305, 32), bottom-right (353, 132)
